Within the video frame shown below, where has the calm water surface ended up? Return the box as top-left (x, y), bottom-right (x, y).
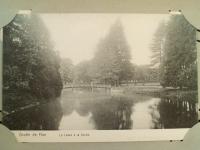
top-left (3, 89), bottom-right (198, 130)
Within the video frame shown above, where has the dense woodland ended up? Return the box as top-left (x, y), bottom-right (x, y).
top-left (160, 15), bottom-right (197, 89)
top-left (61, 14), bottom-right (197, 89)
top-left (3, 14), bottom-right (63, 111)
top-left (3, 13), bottom-right (197, 112)
top-left (61, 20), bottom-right (160, 86)
top-left (150, 15), bottom-right (197, 89)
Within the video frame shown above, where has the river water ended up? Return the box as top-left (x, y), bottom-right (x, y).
top-left (3, 89), bottom-right (199, 130)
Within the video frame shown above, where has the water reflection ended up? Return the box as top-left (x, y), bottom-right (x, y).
top-left (59, 111), bottom-right (94, 130)
top-left (131, 98), bottom-right (161, 129)
top-left (3, 100), bottom-right (63, 130)
top-left (58, 90), bottom-right (198, 130)
top-left (59, 90), bottom-right (135, 129)
top-left (157, 91), bottom-right (198, 128)
top-left (2, 90), bottom-right (198, 130)
top-left (90, 96), bottom-right (134, 129)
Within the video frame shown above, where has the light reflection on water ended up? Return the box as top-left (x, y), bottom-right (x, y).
top-left (57, 90), bottom-right (198, 130)
top-left (59, 111), bottom-right (94, 130)
top-left (131, 98), bottom-right (161, 129)
top-left (59, 96), bottom-right (162, 130)
top-left (3, 89), bottom-right (198, 130)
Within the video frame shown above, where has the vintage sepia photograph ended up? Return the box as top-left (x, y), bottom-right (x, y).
top-left (2, 12), bottom-right (199, 131)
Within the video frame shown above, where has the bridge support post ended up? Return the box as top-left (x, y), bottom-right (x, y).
top-left (91, 82), bottom-right (94, 93)
top-left (72, 84), bottom-right (74, 92)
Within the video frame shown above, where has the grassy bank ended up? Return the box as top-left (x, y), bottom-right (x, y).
top-left (112, 85), bottom-right (197, 98)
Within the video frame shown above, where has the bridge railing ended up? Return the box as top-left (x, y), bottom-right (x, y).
top-left (64, 84), bottom-right (111, 89)
top-left (63, 84), bottom-right (112, 93)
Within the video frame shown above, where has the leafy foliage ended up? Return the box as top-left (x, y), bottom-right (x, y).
top-left (74, 60), bottom-right (93, 83)
top-left (161, 15), bottom-right (197, 89)
top-left (3, 14), bottom-right (63, 111)
top-left (92, 20), bottom-right (134, 85)
top-left (134, 65), bottom-right (160, 83)
top-left (151, 14), bottom-right (197, 89)
top-left (60, 58), bottom-right (74, 84)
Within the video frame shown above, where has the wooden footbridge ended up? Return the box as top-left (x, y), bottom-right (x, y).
top-left (63, 84), bottom-right (111, 92)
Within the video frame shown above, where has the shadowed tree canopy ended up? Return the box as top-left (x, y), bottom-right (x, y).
top-left (3, 13), bottom-right (63, 111)
top-left (160, 14), bottom-right (197, 89)
top-left (92, 20), bottom-right (133, 85)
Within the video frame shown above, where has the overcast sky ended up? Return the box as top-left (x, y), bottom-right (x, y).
top-left (40, 13), bottom-right (169, 65)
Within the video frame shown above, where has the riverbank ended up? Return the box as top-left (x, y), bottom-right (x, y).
top-left (2, 97), bottom-right (61, 117)
top-left (111, 85), bottom-right (197, 99)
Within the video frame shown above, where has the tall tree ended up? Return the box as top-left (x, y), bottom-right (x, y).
top-left (3, 13), bottom-right (63, 111)
top-left (93, 20), bottom-right (133, 85)
top-left (150, 20), bottom-right (166, 67)
top-left (161, 14), bottom-right (197, 89)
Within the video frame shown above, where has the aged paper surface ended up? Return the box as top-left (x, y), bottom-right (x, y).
top-left (1, 12), bottom-right (199, 142)
top-left (12, 129), bottom-right (188, 142)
